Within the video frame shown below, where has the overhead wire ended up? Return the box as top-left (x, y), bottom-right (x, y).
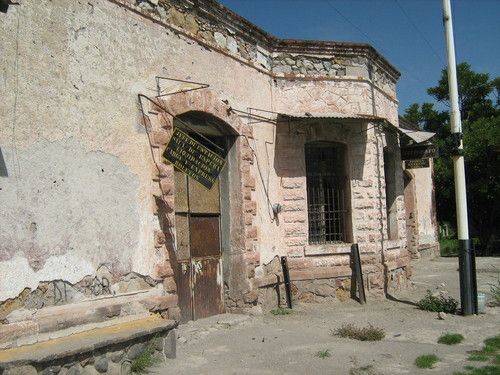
top-left (394, 0), bottom-right (445, 65)
top-left (325, 0), bottom-right (437, 89)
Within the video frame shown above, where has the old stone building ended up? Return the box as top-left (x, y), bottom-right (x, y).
top-left (0, 0), bottom-right (430, 372)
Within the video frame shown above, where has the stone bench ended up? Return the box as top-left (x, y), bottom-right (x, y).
top-left (0, 315), bottom-right (177, 375)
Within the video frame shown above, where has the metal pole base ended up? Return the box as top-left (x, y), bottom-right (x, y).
top-left (458, 239), bottom-right (477, 315)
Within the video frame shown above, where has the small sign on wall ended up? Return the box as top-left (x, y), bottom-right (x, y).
top-left (162, 128), bottom-right (225, 190)
top-left (401, 144), bottom-right (439, 160)
top-left (405, 158), bottom-right (430, 169)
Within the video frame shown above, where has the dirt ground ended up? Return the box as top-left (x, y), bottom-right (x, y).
top-left (152, 257), bottom-right (500, 375)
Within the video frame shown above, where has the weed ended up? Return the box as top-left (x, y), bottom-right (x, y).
top-left (332, 323), bottom-right (385, 341)
top-left (468, 352), bottom-right (490, 362)
top-left (415, 354), bottom-right (439, 369)
top-left (454, 365), bottom-right (500, 375)
top-left (438, 333), bottom-right (464, 345)
top-left (130, 344), bottom-right (159, 374)
top-left (416, 290), bottom-right (458, 313)
top-left (315, 349), bottom-right (331, 359)
top-left (483, 336), bottom-right (500, 351)
top-left (270, 307), bottom-right (291, 316)
top-left (489, 278), bottom-right (500, 306)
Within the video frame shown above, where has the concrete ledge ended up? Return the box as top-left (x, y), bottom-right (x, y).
top-left (0, 315), bottom-right (177, 368)
top-left (1, 290), bottom-right (178, 348)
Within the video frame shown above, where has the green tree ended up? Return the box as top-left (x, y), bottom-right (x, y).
top-left (404, 63), bottom-right (500, 254)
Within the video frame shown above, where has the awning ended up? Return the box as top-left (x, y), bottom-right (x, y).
top-left (277, 112), bottom-right (435, 144)
top-left (396, 127), bottom-right (435, 143)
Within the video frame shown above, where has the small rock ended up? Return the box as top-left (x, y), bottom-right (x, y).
top-left (226, 36), bottom-right (238, 54)
top-left (214, 32), bottom-right (226, 48)
top-left (4, 366), bottom-right (38, 375)
top-left (438, 311), bottom-right (447, 320)
top-left (178, 336), bottom-right (187, 344)
top-left (80, 366), bottom-right (98, 375)
top-left (163, 329), bottom-right (177, 359)
top-left (107, 350), bottom-right (124, 363)
top-left (121, 361), bottom-right (132, 375)
top-left (42, 366), bottom-right (61, 375)
top-left (127, 343), bottom-right (146, 360)
top-left (93, 357), bottom-right (108, 373)
top-left (66, 365), bottom-right (81, 375)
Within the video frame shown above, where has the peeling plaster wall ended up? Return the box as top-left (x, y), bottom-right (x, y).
top-left (0, 139), bottom-right (140, 301)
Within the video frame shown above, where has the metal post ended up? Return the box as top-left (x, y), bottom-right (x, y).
top-left (442, 0), bottom-right (477, 315)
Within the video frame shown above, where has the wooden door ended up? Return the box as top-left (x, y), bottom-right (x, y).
top-left (174, 170), bottom-right (224, 322)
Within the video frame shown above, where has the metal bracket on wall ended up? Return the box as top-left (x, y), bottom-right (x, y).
top-left (155, 76), bottom-right (209, 98)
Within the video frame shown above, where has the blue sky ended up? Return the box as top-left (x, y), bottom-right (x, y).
top-left (218, 0), bottom-right (500, 114)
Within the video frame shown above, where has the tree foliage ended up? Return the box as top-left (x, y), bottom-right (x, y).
top-left (404, 63), bottom-right (500, 254)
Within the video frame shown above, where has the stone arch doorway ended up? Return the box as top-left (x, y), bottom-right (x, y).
top-left (173, 111), bottom-right (237, 322)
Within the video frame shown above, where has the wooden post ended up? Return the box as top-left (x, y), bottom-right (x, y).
top-left (351, 244), bottom-right (366, 304)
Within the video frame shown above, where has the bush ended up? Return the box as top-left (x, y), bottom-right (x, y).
top-left (332, 323), bottom-right (385, 341)
top-left (415, 354), bottom-right (439, 369)
top-left (438, 333), bottom-right (464, 345)
top-left (417, 290), bottom-right (458, 313)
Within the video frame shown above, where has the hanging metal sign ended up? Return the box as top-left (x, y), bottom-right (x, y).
top-left (162, 128), bottom-right (225, 190)
top-left (401, 144), bottom-right (439, 160)
top-left (405, 159), bottom-right (430, 169)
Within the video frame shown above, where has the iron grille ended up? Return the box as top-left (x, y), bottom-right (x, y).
top-left (305, 143), bottom-right (347, 244)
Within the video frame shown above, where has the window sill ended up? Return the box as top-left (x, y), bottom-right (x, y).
top-left (305, 243), bottom-right (352, 256)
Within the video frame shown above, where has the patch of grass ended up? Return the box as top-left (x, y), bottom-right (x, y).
top-left (468, 352), bottom-right (490, 362)
top-left (270, 307), bottom-right (291, 316)
top-left (457, 335), bottom-right (500, 374)
top-left (454, 365), bottom-right (500, 375)
top-left (416, 290), bottom-right (458, 314)
top-left (332, 323), bottom-right (385, 342)
top-left (315, 349), bottom-right (331, 359)
top-left (483, 336), bottom-right (500, 351)
top-left (349, 364), bottom-right (378, 375)
top-left (415, 354), bottom-right (439, 369)
top-left (130, 345), bottom-right (159, 374)
top-left (438, 333), bottom-right (465, 345)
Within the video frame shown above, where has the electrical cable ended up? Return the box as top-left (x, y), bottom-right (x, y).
top-left (394, 0), bottom-right (445, 65)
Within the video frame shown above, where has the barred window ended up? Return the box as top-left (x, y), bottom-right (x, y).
top-left (305, 142), bottom-right (348, 244)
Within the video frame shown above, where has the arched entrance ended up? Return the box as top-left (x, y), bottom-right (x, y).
top-left (173, 111), bottom-right (237, 322)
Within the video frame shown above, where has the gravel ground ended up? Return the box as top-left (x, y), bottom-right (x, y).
top-left (153, 257), bottom-right (500, 375)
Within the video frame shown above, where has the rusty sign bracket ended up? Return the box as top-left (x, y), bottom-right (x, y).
top-left (155, 76), bottom-right (210, 98)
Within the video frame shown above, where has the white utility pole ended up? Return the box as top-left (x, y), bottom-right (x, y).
top-left (442, 0), bottom-right (476, 315)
